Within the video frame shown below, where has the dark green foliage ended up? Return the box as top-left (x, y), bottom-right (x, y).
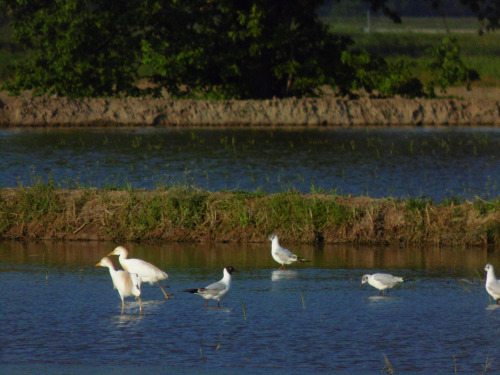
top-left (426, 37), bottom-right (480, 94)
top-left (1, 0), bottom-right (141, 97)
top-left (338, 50), bottom-right (425, 97)
top-left (17, 179), bottom-right (60, 221)
top-left (140, 0), bottom-right (352, 99)
top-left (406, 197), bottom-right (434, 212)
top-left (0, 0), bottom-right (351, 99)
top-left (473, 198), bottom-right (500, 215)
top-left (0, 0), bottom-right (495, 98)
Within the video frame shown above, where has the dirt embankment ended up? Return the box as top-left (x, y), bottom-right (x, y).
top-left (0, 89), bottom-right (499, 127)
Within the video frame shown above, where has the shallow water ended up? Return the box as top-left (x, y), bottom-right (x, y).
top-left (1, 241), bottom-right (500, 374)
top-left (1, 127), bottom-right (499, 201)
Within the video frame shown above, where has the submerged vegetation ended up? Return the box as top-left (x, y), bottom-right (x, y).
top-left (0, 183), bottom-right (498, 247)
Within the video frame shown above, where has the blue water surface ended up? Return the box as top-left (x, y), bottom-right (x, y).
top-left (1, 241), bottom-right (499, 374)
top-left (1, 127), bottom-right (498, 201)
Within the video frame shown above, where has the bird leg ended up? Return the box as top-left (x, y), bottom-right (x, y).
top-left (157, 281), bottom-right (173, 299)
top-left (138, 297), bottom-right (143, 315)
top-left (280, 264), bottom-right (286, 270)
top-left (217, 300), bottom-right (220, 308)
top-left (121, 299), bottom-right (125, 315)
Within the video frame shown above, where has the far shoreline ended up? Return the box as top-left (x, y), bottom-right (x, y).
top-left (0, 87), bottom-right (499, 128)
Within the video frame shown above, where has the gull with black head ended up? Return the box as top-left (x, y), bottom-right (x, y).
top-left (183, 266), bottom-right (237, 307)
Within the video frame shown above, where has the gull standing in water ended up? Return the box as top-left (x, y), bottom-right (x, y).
top-left (108, 246), bottom-right (172, 299)
top-left (183, 266), bottom-right (237, 307)
top-left (269, 234), bottom-right (310, 269)
top-left (361, 273), bottom-right (404, 296)
top-left (484, 263), bottom-right (500, 304)
top-left (96, 257), bottom-right (143, 315)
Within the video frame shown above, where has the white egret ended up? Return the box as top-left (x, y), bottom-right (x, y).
top-left (484, 263), bottom-right (500, 304)
top-left (96, 257), bottom-right (143, 315)
top-left (108, 246), bottom-right (172, 299)
top-left (183, 266), bottom-right (237, 307)
top-left (269, 234), bottom-right (309, 269)
top-left (361, 273), bottom-right (404, 296)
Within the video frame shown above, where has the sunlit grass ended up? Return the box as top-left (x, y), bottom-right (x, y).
top-left (382, 354), bottom-right (394, 374)
top-left (0, 177), bottom-right (498, 245)
top-left (215, 333), bottom-right (222, 351)
top-left (239, 298), bottom-right (247, 321)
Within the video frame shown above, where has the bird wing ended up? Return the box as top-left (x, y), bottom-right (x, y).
top-left (372, 273), bottom-right (402, 286)
top-left (487, 280), bottom-right (500, 297)
top-left (195, 280), bottom-right (224, 297)
top-left (113, 270), bottom-right (137, 298)
top-left (203, 280), bottom-right (226, 292)
top-left (274, 246), bottom-right (296, 263)
top-left (122, 258), bottom-right (168, 282)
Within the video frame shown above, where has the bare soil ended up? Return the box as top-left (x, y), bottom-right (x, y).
top-left (0, 88), bottom-right (498, 127)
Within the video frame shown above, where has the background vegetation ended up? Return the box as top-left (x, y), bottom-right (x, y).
top-left (0, 183), bottom-right (498, 247)
top-left (0, 0), bottom-right (498, 99)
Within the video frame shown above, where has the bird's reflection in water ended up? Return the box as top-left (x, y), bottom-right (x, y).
top-left (485, 304), bottom-right (500, 311)
top-left (203, 306), bottom-right (233, 312)
top-left (113, 311), bottom-right (145, 327)
top-left (271, 270), bottom-right (298, 282)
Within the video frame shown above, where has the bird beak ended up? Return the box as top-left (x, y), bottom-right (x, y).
top-left (107, 250), bottom-right (115, 256)
top-left (95, 262), bottom-right (101, 267)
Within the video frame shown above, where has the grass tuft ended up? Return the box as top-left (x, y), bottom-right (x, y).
top-left (239, 298), bottom-right (247, 321)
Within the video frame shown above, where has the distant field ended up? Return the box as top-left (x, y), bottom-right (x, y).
top-left (323, 17), bottom-right (500, 87)
top-left (323, 16), bottom-right (489, 33)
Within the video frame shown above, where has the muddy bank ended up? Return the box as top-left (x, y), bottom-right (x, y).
top-left (0, 90), bottom-right (499, 127)
top-left (0, 187), bottom-right (498, 248)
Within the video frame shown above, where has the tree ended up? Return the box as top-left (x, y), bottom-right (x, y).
top-left (1, 0), bottom-right (143, 97)
top-left (140, 0), bottom-right (352, 99)
top-left (0, 0), bottom-right (497, 98)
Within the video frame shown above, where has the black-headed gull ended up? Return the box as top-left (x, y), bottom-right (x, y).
top-left (361, 273), bottom-right (404, 296)
top-left (96, 257), bottom-right (143, 315)
top-left (484, 263), bottom-right (500, 304)
top-left (183, 266), bottom-right (237, 307)
top-left (108, 246), bottom-right (172, 299)
top-left (269, 234), bottom-right (309, 269)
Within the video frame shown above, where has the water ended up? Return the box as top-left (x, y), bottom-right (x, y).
top-left (2, 241), bottom-right (500, 374)
top-left (1, 127), bottom-right (499, 201)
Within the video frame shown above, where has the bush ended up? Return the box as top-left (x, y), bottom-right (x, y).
top-left (338, 50), bottom-right (425, 97)
top-left (426, 37), bottom-right (480, 95)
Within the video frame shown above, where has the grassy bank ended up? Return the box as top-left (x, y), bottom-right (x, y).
top-left (0, 183), bottom-right (498, 248)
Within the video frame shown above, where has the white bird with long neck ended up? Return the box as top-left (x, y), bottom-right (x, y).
top-left (108, 246), bottom-right (171, 299)
top-left (96, 257), bottom-right (143, 315)
top-left (268, 234), bottom-right (310, 269)
top-left (183, 266), bottom-right (237, 307)
top-left (361, 273), bottom-right (404, 296)
top-left (484, 263), bottom-right (500, 304)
